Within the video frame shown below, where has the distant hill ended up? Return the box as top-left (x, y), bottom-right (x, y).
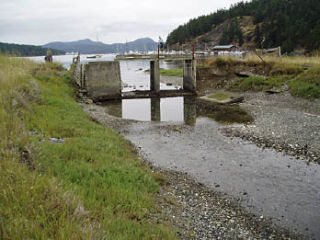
top-left (43, 38), bottom-right (158, 54)
top-left (166, 0), bottom-right (320, 53)
top-left (0, 42), bottom-right (65, 56)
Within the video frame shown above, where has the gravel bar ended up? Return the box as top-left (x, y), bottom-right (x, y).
top-left (223, 92), bottom-right (320, 164)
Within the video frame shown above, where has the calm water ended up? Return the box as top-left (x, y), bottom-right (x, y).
top-left (105, 97), bottom-right (252, 126)
top-left (27, 54), bottom-right (183, 92)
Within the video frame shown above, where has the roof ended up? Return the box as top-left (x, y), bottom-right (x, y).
top-left (212, 45), bottom-right (236, 50)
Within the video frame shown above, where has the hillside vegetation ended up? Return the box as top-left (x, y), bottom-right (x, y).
top-left (167, 0), bottom-right (320, 53)
top-left (0, 42), bottom-right (64, 56)
top-left (0, 55), bottom-right (175, 239)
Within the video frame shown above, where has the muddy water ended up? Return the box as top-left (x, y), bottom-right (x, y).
top-left (105, 100), bottom-right (320, 239)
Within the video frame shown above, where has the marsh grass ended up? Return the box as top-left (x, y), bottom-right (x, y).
top-left (160, 68), bottom-right (183, 77)
top-left (145, 68), bottom-right (183, 77)
top-left (202, 55), bottom-right (320, 98)
top-left (0, 55), bottom-right (176, 239)
top-left (228, 75), bottom-right (292, 92)
top-left (290, 65), bottom-right (320, 98)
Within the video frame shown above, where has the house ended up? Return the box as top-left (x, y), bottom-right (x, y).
top-left (212, 45), bottom-right (238, 52)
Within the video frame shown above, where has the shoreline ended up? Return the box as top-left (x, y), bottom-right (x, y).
top-left (81, 101), bottom-right (304, 239)
top-left (223, 91), bottom-right (320, 164)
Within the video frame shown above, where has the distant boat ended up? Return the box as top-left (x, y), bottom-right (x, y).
top-left (87, 54), bottom-right (102, 59)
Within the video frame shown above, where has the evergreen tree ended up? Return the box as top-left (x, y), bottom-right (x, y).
top-left (166, 0), bottom-right (320, 52)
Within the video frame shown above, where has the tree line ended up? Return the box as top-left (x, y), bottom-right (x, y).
top-left (166, 0), bottom-right (320, 52)
top-left (0, 42), bottom-right (65, 56)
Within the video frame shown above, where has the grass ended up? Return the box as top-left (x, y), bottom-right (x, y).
top-left (289, 65), bottom-right (320, 98)
top-left (208, 93), bottom-right (231, 101)
top-left (160, 68), bottom-right (183, 77)
top-left (228, 68), bottom-right (320, 99)
top-left (0, 55), bottom-right (176, 239)
top-left (228, 75), bottom-right (291, 92)
top-left (145, 68), bottom-right (183, 77)
top-left (201, 55), bottom-right (320, 99)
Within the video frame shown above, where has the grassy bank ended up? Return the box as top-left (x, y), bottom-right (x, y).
top-left (200, 56), bottom-right (320, 99)
top-left (0, 55), bottom-right (176, 239)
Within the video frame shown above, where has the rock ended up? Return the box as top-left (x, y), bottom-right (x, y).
top-left (49, 137), bottom-right (64, 143)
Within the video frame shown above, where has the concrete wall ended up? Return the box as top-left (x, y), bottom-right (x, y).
top-left (183, 59), bottom-right (196, 93)
top-left (150, 60), bottom-right (160, 93)
top-left (85, 61), bottom-right (121, 100)
top-left (73, 61), bottom-right (82, 87)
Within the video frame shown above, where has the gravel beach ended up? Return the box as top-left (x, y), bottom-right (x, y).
top-left (223, 92), bottom-right (320, 163)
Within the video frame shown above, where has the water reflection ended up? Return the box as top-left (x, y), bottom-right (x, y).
top-left (105, 97), bottom-right (252, 125)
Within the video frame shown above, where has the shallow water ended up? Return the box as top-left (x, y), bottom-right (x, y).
top-left (117, 116), bottom-right (320, 239)
top-left (105, 97), bottom-right (252, 125)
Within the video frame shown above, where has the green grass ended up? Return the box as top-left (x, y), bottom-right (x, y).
top-left (228, 75), bottom-right (293, 92)
top-left (200, 55), bottom-right (320, 99)
top-left (208, 93), bottom-right (231, 101)
top-left (228, 67), bottom-right (320, 99)
top-left (0, 55), bottom-right (176, 239)
top-left (160, 68), bottom-right (183, 77)
top-left (145, 68), bottom-right (183, 77)
top-left (289, 65), bottom-right (320, 99)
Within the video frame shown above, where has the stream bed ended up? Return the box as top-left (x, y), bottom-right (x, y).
top-left (103, 97), bottom-right (320, 239)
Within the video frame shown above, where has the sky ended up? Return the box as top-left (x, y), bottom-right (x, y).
top-left (0, 0), bottom-right (242, 45)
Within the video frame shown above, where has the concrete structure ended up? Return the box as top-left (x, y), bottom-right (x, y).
top-left (151, 98), bottom-right (161, 121)
top-left (73, 60), bottom-right (82, 87)
top-left (184, 96), bottom-right (196, 125)
top-left (85, 61), bottom-right (121, 100)
top-left (150, 60), bottom-right (160, 93)
top-left (183, 59), bottom-right (196, 93)
top-left (73, 58), bottom-right (196, 101)
top-left (72, 60), bottom-right (121, 101)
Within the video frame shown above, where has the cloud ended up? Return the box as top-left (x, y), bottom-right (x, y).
top-left (0, 0), bottom-right (242, 45)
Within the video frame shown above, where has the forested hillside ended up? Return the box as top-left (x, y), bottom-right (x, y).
top-left (43, 38), bottom-right (157, 54)
top-left (0, 42), bottom-right (65, 56)
top-left (166, 0), bottom-right (320, 53)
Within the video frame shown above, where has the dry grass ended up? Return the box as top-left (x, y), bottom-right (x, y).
top-left (200, 53), bottom-right (320, 68)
